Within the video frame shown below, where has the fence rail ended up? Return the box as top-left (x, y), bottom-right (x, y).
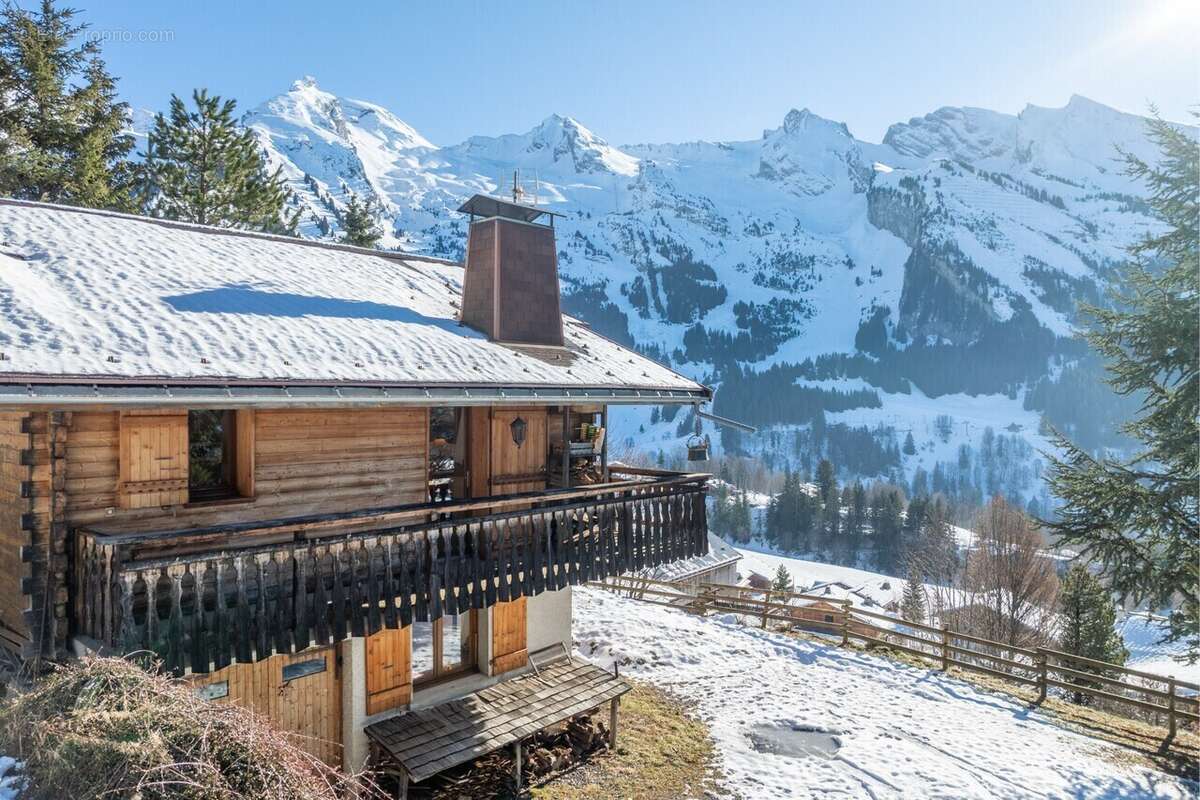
top-left (597, 575), bottom-right (1198, 751)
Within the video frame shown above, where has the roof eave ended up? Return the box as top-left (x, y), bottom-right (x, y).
top-left (0, 379), bottom-right (711, 408)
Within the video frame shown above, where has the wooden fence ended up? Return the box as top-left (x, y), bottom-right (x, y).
top-left (597, 575), bottom-right (1199, 750)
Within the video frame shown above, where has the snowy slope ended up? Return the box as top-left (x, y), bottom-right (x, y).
top-left (735, 545), bottom-right (1195, 685)
top-left (241, 80), bottom-right (1193, 498)
top-left (574, 586), bottom-right (1195, 799)
top-left (1118, 612), bottom-right (1200, 686)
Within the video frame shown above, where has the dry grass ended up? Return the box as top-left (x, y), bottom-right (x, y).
top-left (0, 656), bottom-right (381, 800)
top-left (532, 681), bottom-right (729, 800)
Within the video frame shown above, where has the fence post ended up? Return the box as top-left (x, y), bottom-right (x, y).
top-left (1164, 675), bottom-right (1177, 750)
top-left (761, 592), bottom-right (770, 629)
top-left (1035, 648), bottom-right (1047, 705)
top-left (940, 624), bottom-right (949, 671)
top-left (840, 601), bottom-right (851, 647)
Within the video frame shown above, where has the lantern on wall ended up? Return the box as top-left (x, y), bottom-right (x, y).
top-left (510, 416), bottom-right (527, 448)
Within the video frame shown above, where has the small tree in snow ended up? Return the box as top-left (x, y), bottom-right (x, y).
top-left (901, 566), bottom-right (926, 623)
top-left (339, 193), bottom-right (383, 248)
top-left (771, 564), bottom-right (793, 595)
top-left (1058, 565), bottom-right (1128, 704)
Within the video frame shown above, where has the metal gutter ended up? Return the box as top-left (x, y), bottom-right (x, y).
top-left (0, 380), bottom-right (710, 408)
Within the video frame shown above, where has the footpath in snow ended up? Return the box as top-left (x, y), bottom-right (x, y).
top-left (573, 586), bottom-right (1197, 800)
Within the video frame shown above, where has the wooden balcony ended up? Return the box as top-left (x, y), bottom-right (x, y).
top-left (73, 469), bottom-right (709, 675)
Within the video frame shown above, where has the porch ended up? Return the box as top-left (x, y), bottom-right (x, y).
top-left (72, 468), bottom-right (709, 675)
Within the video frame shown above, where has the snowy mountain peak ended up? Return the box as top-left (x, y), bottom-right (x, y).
top-left (779, 107), bottom-right (853, 140)
top-left (248, 78), bottom-right (434, 152)
top-left (758, 108), bottom-right (867, 195)
top-left (452, 113), bottom-right (639, 177)
top-left (881, 105), bottom-right (1017, 162)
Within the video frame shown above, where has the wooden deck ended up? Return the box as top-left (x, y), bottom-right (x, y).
top-left (365, 656), bottom-right (630, 783)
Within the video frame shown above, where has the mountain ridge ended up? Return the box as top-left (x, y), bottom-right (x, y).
top-left (241, 78), bottom-right (1188, 511)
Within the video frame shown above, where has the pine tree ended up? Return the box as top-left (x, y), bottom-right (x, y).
top-left (902, 432), bottom-right (917, 456)
top-left (1044, 111), bottom-right (1199, 660)
top-left (1058, 565), bottom-right (1128, 704)
top-left (771, 564), bottom-right (792, 595)
top-left (901, 566), bottom-right (926, 623)
top-left (142, 89), bottom-right (295, 231)
top-left (340, 193), bottom-right (383, 247)
top-left (0, 1), bottom-right (134, 207)
top-left (66, 57), bottom-right (135, 209)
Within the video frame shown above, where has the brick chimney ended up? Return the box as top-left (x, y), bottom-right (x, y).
top-left (457, 194), bottom-right (564, 347)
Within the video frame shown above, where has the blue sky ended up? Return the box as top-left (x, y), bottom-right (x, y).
top-left (82, 0), bottom-right (1197, 146)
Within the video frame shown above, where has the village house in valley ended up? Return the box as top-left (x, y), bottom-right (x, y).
top-left (0, 195), bottom-right (712, 791)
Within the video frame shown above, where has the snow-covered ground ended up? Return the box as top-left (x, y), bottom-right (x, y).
top-left (574, 585), bottom-right (1196, 799)
top-left (1119, 612), bottom-right (1200, 686)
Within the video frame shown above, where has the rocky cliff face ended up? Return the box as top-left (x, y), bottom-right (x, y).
top-left (243, 80), bottom-right (1188, 505)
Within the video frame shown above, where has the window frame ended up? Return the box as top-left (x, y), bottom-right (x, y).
top-left (187, 409), bottom-right (237, 501)
top-left (184, 408), bottom-right (256, 506)
top-left (412, 610), bottom-right (478, 688)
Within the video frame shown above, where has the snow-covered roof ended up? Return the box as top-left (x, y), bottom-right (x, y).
top-left (0, 200), bottom-right (708, 405)
top-left (642, 532), bottom-right (742, 582)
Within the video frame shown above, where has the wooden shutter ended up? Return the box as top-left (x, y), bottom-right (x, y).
top-left (118, 410), bottom-right (188, 508)
top-left (366, 626), bottom-right (412, 715)
top-left (491, 597), bottom-right (527, 675)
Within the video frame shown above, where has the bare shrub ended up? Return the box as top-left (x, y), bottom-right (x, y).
top-left (956, 496), bottom-right (1060, 649)
top-left (0, 656), bottom-right (382, 800)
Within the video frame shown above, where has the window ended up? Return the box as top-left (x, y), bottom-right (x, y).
top-left (189, 410), bottom-right (236, 500)
top-left (187, 409), bottom-right (254, 503)
top-left (412, 610), bottom-right (477, 686)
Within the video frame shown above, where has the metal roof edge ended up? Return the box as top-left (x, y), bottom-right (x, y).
top-left (0, 381), bottom-right (710, 407)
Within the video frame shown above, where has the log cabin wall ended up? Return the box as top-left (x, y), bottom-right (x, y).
top-left (64, 407), bottom-right (430, 533)
top-left (0, 412), bottom-right (34, 653)
top-left (32, 406), bottom-right (427, 656)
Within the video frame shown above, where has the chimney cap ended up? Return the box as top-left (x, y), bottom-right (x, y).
top-left (457, 193), bottom-right (563, 224)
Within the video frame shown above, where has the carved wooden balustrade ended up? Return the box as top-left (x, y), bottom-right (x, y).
top-left (74, 470), bottom-right (708, 674)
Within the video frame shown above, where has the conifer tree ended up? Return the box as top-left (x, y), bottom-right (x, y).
top-left (1058, 565), bottom-right (1128, 704)
top-left (339, 193), bottom-right (382, 247)
top-left (902, 432), bottom-right (917, 456)
top-left (142, 89), bottom-right (295, 232)
top-left (901, 566), bottom-right (926, 623)
top-left (0, 1), bottom-right (134, 207)
top-left (1045, 112), bottom-right (1199, 660)
top-left (67, 57), bottom-right (135, 209)
top-left (771, 564), bottom-right (792, 595)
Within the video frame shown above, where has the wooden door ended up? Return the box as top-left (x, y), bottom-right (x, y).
top-left (491, 597), bottom-right (528, 675)
top-left (489, 408), bottom-right (547, 494)
top-left (366, 626), bottom-right (412, 715)
top-left (190, 646), bottom-right (342, 766)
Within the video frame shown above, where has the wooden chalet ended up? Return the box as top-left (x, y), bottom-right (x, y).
top-left (0, 195), bottom-right (712, 787)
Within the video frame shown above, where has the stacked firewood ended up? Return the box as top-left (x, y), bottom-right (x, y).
top-left (420, 712), bottom-right (609, 799)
